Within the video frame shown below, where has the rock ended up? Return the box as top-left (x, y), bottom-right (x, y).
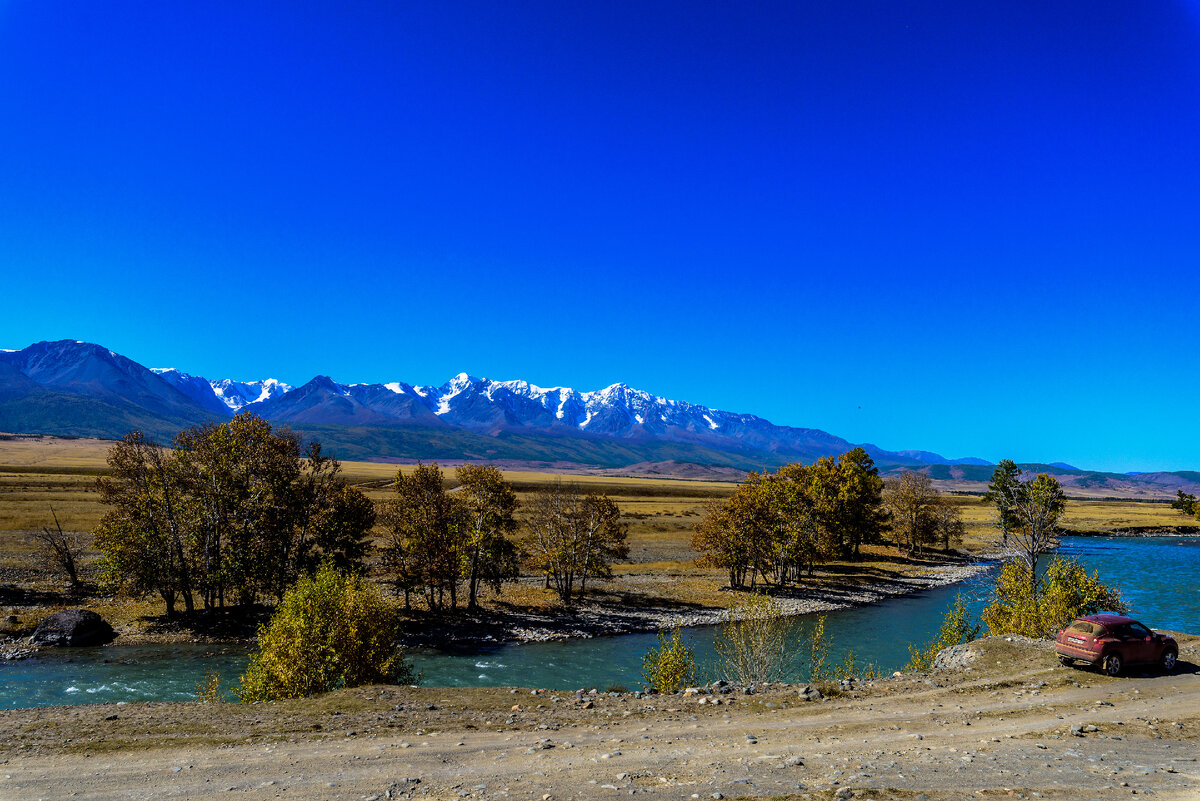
top-left (932, 644), bottom-right (977, 671)
top-left (835, 788), bottom-right (854, 799)
top-left (784, 755), bottom-right (804, 767)
top-left (30, 610), bottom-right (116, 647)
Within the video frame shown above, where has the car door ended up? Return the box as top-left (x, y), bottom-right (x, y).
top-left (1125, 622), bottom-right (1156, 665)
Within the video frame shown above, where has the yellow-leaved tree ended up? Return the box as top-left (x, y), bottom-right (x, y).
top-left (237, 563), bottom-right (415, 702)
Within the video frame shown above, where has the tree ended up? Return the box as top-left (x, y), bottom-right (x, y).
top-left (523, 481), bottom-right (628, 606)
top-left (380, 463), bottom-right (466, 612)
top-left (931, 496), bottom-right (966, 551)
top-left (1171, 489), bottom-right (1197, 518)
top-left (982, 460), bottom-right (1023, 545)
top-left (95, 416), bottom-right (374, 617)
top-left (1006, 473), bottom-right (1066, 594)
top-left (94, 432), bottom-right (195, 617)
top-left (311, 485), bottom-right (376, 573)
top-left (455, 465), bottom-right (520, 610)
top-left (883, 471), bottom-right (940, 554)
top-left (691, 473), bottom-right (778, 589)
top-left (29, 507), bottom-right (88, 591)
top-left (574, 492), bottom-right (629, 596)
top-left (236, 562), bottom-right (413, 702)
top-left (834, 447), bottom-right (889, 557)
top-left (693, 452), bottom-right (888, 591)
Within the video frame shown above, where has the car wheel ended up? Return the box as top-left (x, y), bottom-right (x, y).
top-left (1102, 653), bottom-right (1122, 677)
top-left (1162, 650), bottom-right (1178, 673)
top-left (1058, 656), bottom-right (1075, 667)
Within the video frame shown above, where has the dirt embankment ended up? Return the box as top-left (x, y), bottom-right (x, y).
top-left (3, 635), bottom-right (1199, 800)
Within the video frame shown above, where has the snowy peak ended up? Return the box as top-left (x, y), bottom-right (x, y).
top-left (210, 377), bottom-right (292, 412)
top-left (0, 340), bottom-right (988, 468)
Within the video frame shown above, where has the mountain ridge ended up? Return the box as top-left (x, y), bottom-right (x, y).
top-left (0, 340), bottom-right (1033, 472)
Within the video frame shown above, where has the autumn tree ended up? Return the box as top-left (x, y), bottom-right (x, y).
top-left (693, 450), bottom-right (888, 591)
top-left (95, 415), bottom-right (374, 616)
top-left (691, 473), bottom-right (777, 589)
top-left (311, 484), bottom-right (377, 573)
top-left (455, 465), bottom-right (520, 610)
top-left (523, 481), bottom-right (628, 606)
top-left (94, 431), bottom-right (196, 617)
top-left (380, 462), bottom-right (465, 612)
top-left (931, 496), bottom-right (966, 551)
top-left (883, 470), bottom-right (941, 554)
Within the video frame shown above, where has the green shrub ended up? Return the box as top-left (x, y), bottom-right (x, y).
top-left (981, 558), bottom-right (1126, 639)
top-left (906, 593), bottom-right (980, 671)
top-left (236, 563), bottom-right (414, 702)
top-left (641, 627), bottom-right (696, 692)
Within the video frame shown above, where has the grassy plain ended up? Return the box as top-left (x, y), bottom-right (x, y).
top-left (0, 435), bottom-right (1192, 639)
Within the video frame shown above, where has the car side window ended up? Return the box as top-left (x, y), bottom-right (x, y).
top-left (1129, 623), bottom-right (1151, 637)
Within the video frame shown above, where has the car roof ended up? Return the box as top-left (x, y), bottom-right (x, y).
top-left (1078, 614), bottom-right (1136, 626)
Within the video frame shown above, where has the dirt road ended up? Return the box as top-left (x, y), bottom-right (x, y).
top-left (2, 637), bottom-right (1198, 801)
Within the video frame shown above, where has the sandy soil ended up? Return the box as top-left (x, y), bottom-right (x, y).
top-left (2, 636), bottom-right (1198, 800)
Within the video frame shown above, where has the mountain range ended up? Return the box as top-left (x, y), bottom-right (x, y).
top-left (0, 340), bottom-right (992, 470)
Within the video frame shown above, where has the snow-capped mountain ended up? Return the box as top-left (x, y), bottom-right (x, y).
top-left (252, 372), bottom-right (867, 462)
top-left (153, 369), bottom-right (292, 415)
top-left (0, 340), bottom-right (983, 468)
top-left (209, 378), bottom-right (292, 412)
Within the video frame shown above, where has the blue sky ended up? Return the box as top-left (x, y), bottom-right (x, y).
top-left (2, 2), bottom-right (1199, 472)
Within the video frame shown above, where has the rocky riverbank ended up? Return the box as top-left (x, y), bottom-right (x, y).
top-left (399, 556), bottom-right (997, 648)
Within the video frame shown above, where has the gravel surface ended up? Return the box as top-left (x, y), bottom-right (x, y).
top-left (3, 635), bottom-right (1198, 800)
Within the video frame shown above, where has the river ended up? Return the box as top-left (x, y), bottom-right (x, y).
top-left (2, 535), bottom-right (1196, 708)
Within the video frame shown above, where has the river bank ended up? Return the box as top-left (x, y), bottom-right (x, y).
top-left (1, 549), bottom-right (996, 659)
top-left (3, 635), bottom-right (1197, 800)
top-left (398, 555), bottom-right (997, 648)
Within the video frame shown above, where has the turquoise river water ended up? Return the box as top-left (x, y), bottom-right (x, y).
top-left (2, 535), bottom-right (1196, 708)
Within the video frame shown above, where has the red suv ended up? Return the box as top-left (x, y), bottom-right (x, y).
top-left (1055, 614), bottom-right (1178, 676)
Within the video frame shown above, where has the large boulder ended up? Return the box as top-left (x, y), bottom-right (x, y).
top-left (30, 609), bottom-right (116, 647)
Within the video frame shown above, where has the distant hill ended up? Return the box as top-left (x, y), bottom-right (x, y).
top-left (1, 339), bottom-right (1194, 496)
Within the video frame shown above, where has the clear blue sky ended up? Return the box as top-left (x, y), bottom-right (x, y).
top-left (2, 2), bottom-right (1198, 473)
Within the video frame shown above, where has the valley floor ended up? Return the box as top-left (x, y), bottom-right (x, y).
top-left (3, 636), bottom-right (1198, 800)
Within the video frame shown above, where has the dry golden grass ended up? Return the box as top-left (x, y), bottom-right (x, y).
top-left (1, 434), bottom-right (1191, 627)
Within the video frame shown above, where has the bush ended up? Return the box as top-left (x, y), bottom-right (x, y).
top-left (981, 558), bottom-right (1126, 639)
top-left (236, 563), bottom-right (414, 702)
top-left (714, 593), bottom-right (799, 684)
top-left (906, 593), bottom-right (980, 671)
top-left (641, 627), bottom-right (696, 692)
top-left (195, 670), bottom-right (223, 703)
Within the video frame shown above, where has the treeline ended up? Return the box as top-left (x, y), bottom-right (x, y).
top-left (93, 413), bottom-right (629, 616)
top-left (691, 447), bottom-right (964, 590)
